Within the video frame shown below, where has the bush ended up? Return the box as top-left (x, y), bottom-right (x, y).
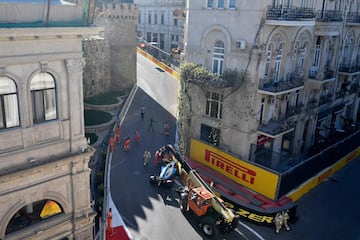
top-left (84, 110), bottom-right (113, 126)
top-left (97, 183), bottom-right (104, 195)
top-left (85, 91), bottom-right (125, 105)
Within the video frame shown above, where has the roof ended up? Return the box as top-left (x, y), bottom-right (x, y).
top-left (0, 0), bottom-right (74, 5)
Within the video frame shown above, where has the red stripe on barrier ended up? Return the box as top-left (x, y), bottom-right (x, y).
top-left (106, 226), bottom-right (130, 240)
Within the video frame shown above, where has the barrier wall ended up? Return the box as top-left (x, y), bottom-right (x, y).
top-left (189, 139), bottom-right (279, 200)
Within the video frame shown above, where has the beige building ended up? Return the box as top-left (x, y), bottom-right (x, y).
top-left (0, 1), bottom-right (102, 239)
top-left (136, 0), bottom-right (185, 52)
top-left (182, 0), bottom-right (360, 171)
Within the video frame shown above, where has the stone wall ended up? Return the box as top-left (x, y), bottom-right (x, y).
top-left (83, 3), bottom-right (139, 98)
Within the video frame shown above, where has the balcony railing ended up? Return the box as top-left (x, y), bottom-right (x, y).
top-left (346, 12), bottom-right (360, 23)
top-left (306, 98), bottom-right (318, 110)
top-left (319, 94), bottom-right (333, 105)
top-left (308, 68), bottom-right (335, 81)
top-left (339, 64), bottom-right (360, 74)
top-left (285, 104), bottom-right (304, 118)
top-left (258, 119), bottom-right (295, 137)
top-left (266, 6), bottom-right (315, 21)
top-left (316, 10), bottom-right (343, 22)
top-left (259, 73), bottom-right (304, 93)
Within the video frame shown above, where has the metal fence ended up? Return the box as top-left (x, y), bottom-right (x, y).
top-left (140, 43), bottom-right (181, 70)
top-left (278, 130), bottom-right (360, 197)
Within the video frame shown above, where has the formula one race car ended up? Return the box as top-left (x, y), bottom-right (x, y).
top-left (149, 160), bottom-right (181, 187)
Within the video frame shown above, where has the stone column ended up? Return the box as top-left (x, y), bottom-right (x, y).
top-left (65, 58), bottom-right (87, 153)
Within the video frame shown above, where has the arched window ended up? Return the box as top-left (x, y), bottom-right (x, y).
top-left (0, 77), bottom-right (20, 129)
top-left (274, 43), bottom-right (283, 82)
top-left (6, 199), bottom-right (64, 235)
top-left (30, 72), bottom-right (57, 123)
top-left (212, 41), bottom-right (225, 75)
top-left (299, 43), bottom-right (306, 70)
top-left (265, 45), bottom-right (272, 76)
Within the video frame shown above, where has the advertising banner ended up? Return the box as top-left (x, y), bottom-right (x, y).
top-left (190, 139), bottom-right (279, 200)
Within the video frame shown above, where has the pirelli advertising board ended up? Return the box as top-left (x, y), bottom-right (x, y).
top-left (190, 139), bottom-right (279, 200)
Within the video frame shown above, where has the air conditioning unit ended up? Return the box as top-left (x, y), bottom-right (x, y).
top-left (235, 40), bottom-right (247, 50)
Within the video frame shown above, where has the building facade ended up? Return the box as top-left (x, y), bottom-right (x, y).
top-left (136, 0), bottom-right (185, 53)
top-left (0, 1), bottom-right (102, 239)
top-left (181, 0), bottom-right (360, 172)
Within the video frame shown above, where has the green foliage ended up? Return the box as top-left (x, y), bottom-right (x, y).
top-left (221, 69), bottom-right (248, 87)
top-left (97, 183), bottom-right (104, 195)
top-left (96, 196), bottom-right (103, 207)
top-left (180, 62), bottom-right (247, 88)
top-left (84, 91), bottom-right (125, 105)
top-left (96, 171), bottom-right (104, 183)
top-left (84, 110), bottom-right (113, 126)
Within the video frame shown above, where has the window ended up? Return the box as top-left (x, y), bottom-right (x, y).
top-left (0, 77), bottom-right (20, 129)
top-left (6, 199), bottom-right (64, 235)
top-left (207, 0), bottom-right (214, 8)
top-left (205, 90), bottom-right (223, 119)
top-left (218, 0), bottom-right (224, 8)
top-left (161, 13), bottom-right (164, 24)
top-left (160, 33), bottom-right (165, 49)
top-left (148, 13), bottom-right (151, 24)
top-left (229, 0), bottom-right (236, 9)
top-left (174, 19), bottom-right (178, 26)
top-left (154, 13), bottom-right (158, 24)
top-left (265, 45), bottom-right (271, 76)
top-left (274, 43), bottom-right (283, 82)
top-left (201, 124), bottom-right (220, 146)
top-left (313, 37), bottom-right (321, 68)
top-left (212, 41), bottom-right (225, 74)
top-left (146, 32), bottom-right (152, 42)
top-left (152, 33), bottom-right (158, 42)
top-left (30, 72), bottom-right (57, 123)
top-left (299, 44), bottom-right (306, 70)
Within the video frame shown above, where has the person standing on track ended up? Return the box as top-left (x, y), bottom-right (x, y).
top-left (107, 208), bottom-right (113, 234)
top-left (123, 137), bottom-right (131, 151)
top-left (109, 135), bottom-right (115, 152)
top-left (135, 129), bottom-right (140, 144)
top-left (148, 117), bottom-right (155, 132)
top-left (143, 150), bottom-right (151, 166)
top-left (115, 123), bottom-right (121, 144)
top-left (163, 121), bottom-right (170, 136)
top-left (140, 106), bottom-right (145, 119)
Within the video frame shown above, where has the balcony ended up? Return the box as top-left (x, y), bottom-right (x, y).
top-left (306, 98), bottom-right (318, 111)
top-left (346, 12), bottom-right (360, 25)
top-left (285, 104), bottom-right (304, 118)
top-left (316, 10), bottom-right (343, 22)
top-left (339, 64), bottom-right (360, 75)
top-left (258, 73), bottom-right (305, 96)
top-left (258, 119), bottom-right (295, 138)
top-left (319, 94), bottom-right (333, 106)
top-left (265, 6), bottom-right (315, 26)
top-left (308, 68), bottom-right (336, 86)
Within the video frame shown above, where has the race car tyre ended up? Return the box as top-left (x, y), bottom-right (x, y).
top-left (164, 180), bottom-right (174, 188)
top-left (200, 217), bottom-right (219, 239)
top-left (179, 193), bottom-right (188, 213)
top-left (149, 175), bottom-right (157, 184)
